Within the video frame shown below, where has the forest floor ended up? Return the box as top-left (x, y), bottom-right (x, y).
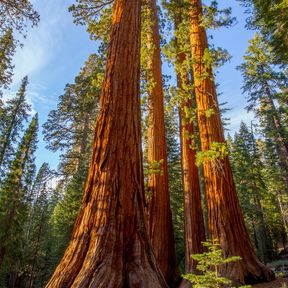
top-left (252, 277), bottom-right (288, 288)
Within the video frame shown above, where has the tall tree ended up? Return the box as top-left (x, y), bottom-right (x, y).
top-left (43, 54), bottom-right (101, 177)
top-left (43, 54), bottom-right (103, 269)
top-left (46, 1), bottom-right (167, 286)
top-left (239, 0), bottom-right (288, 63)
top-left (238, 33), bottom-right (288, 186)
top-left (144, 0), bottom-right (178, 285)
top-left (0, 114), bottom-right (38, 270)
top-left (174, 0), bottom-right (206, 277)
top-left (24, 163), bottom-right (54, 288)
top-left (0, 76), bottom-right (30, 178)
top-left (188, 0), bottom-right (274, 284)
top-left (0, 29), bottom-right (15, 89)
top-left (0, 0), bottom-right (39, 36)
top-left (229, 122), bottom-right (274, 263)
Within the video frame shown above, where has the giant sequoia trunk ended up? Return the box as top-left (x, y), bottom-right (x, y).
top-left (188, 0), bottom-right (275, 284)
top-left (174, 0), bottom-right (206, 279)
top-left (146, 0), bottom-right (179, 286)
top-left (178, 69), bottom-right (206, 275)
top-left (46, 1), bottom-right (167, 287)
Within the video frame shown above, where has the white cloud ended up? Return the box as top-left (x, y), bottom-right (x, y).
top-left (11, 0), bottom-right (72, 86)
top-left (2, 81), bottom-right (54, 115)
top-left (226, 107), bottom-right (256, 135)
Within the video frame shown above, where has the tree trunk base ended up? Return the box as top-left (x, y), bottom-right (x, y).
top-left (178, 279), bottom-right (192, 288)
top-left (223, 260), bottom-right (275, 285)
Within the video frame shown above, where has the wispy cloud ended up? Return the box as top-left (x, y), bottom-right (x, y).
top-left (2, 81), bottom-right (55, 115)
top-left (226, 107), bottom-right (255, 135)
top-left (11, 0), bottom-right (72, 86)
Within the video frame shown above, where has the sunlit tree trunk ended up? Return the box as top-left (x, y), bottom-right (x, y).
top-left (146, 0), bottom-right (179, 286)
top-left (188, 0), bottom-right (275, 284)
top-left (174, 0), bottom-right (206, 281)
top-left (46, 1), bottom-right (167, 287)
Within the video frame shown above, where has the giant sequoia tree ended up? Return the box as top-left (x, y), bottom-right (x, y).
top-left (188, 0), bottom-right (274, 284)
top-left (46, 0), bottom-right (167, 287)
top-left (145, 0), bottom-right (178, 286)
top-left (172, 0), bottom-right (206, 277)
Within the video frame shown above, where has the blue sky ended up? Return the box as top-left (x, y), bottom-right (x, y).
top-left (7, 0), bottom-right (255, 170)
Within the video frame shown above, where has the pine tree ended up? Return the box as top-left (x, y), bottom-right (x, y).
top-left (188, 0), bottom-right (274, 284)
top-left (0, 76), bottom-right (31, 178)
top-left (0, 0), bottom-right (39, 36)
top-left (229, 122), bottom-right (274, 263)
top-left (43, 54), bottom-right (103, 269)
top-left (43, 54), bottom-right (101, 178)
top-left (238, 33), bottom-right (288, 186)
top-left (239, 0), bottom-right (288, 62)
top-left (0, 28), bottom-right (15, 90)
top-left (23, 163), bottom-right (55, 288)
top-left (258, 138), bottom-right (288, 248)
top-left (0, 114), bottom-right (38, 272)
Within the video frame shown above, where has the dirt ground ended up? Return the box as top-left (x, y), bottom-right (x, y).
top-left (252, 278), bottom-right (288, 288)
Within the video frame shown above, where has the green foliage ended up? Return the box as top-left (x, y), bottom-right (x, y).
top-left (239, 0), bottom-right (288, 62)
top-left (183, 241), bottom-right (251, 288)
top-left (196, 142), bottom-right (228, 167)
top-left (238, 32), bottom-right (288, 198)
top-left (43, 54), bottom-right (102, 176)
top-left (0, 29), bottom-right (16, 89)
top-left (0, 76), bottom-right (31, 177)
top-left (69, 0), bottom-right (113, 26)
top-left (228, 122), bottom-right (277, 263)
top-left (0, 114), bottom-right (38, 280)
top-left (146, 159), bottom-right (164, 176)
top-left (0, 0), bottom-right (39, 36)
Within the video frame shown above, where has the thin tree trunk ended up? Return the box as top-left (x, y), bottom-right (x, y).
top-left (174, 0), bottom-right (206, 277)
top-left (146, 0), bottom-right (178, 286)
top-left (261, 84), bottom-right (288, 186)
top-left (46, 1), bottom-right (167, 287)
top-left (188, 0), bottom-right (275, 284)
top-left (29, 208), bottom-right (45, 288)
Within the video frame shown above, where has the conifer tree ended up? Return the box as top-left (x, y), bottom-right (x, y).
top-left (0, 0), bottom-right (39, 36)
top-left (172, 0), bottom-right (206, 278)
top-left (43, 54), bottom-right (101, 178)
top-left (46, 1), bottom-right (167, 286)
top-left (142, 0), bottom-right (178, 285)
top-left (188, 0), bottom-right (274, 284)
top-left (43, 55), bottom-right (103, 266)
top-left (24, 162), bottom-right (55, 288)
top-left (239, 0), bottom-right (288, 62)
top-left (238, 33), bottom-right (288, 186)
top-left (0, 28), bottom-right (15, 90)
top-left (0, 76), bottom-right (31, 178)
top-left (229, 122), bottom-right (274, 263)
top-left (0, 114), bottom-right (38, 271)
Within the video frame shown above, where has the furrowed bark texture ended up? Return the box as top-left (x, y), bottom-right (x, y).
top-left (189, 0), bottom-right (275, 285)
top-left (45, 1), bottom-right (167, 287)
top-left (174, 2), bottom-right (206, 282)
top-left (174, 0), bottom-right (206, 277)
top-left (146, 0), bottom-right (179, 286)
top-left (178, 78), bottom-right (206, 274)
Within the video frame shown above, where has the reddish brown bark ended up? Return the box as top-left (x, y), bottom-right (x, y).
top-left (178, 80), bottom-right (206, 273)
top-left (188, 0), bottom-right (275, 285)
top-left (146, 0), bottom-right (179, 286)
top-left (45, 1), bottom-right (167, 287)
top-left (174, 0), bottom-right (206, 277)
